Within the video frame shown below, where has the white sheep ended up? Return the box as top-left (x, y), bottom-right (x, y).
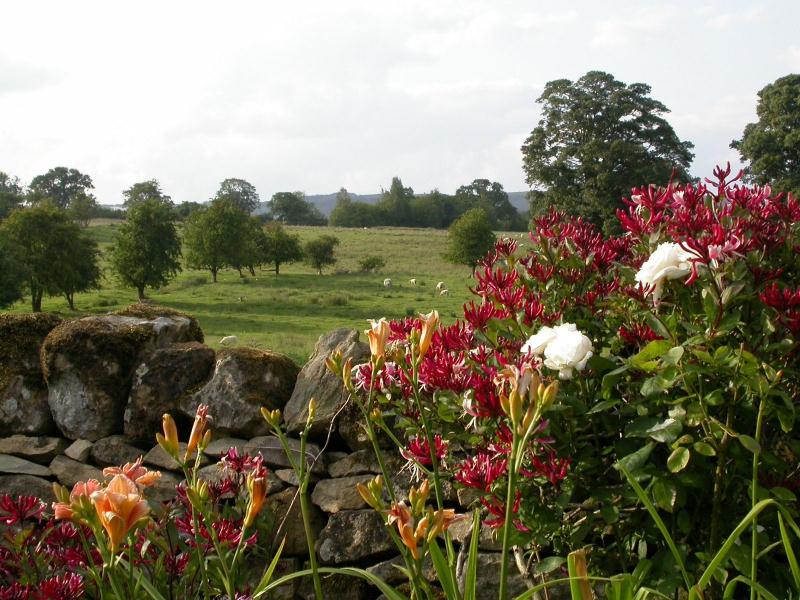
top-left (383, 278), bottom-right (393, 289)
top-left (409, 278), bottom-right (417, 286)
top-left (435, 281), bottom-right (446, 291)
top-left (439, 288), bottom-right (449, 296)
top-left (219, 335), bottom-right (239, 345)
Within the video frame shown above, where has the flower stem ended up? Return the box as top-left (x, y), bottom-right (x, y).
top-left (499, 436), bottom-right (520, 600)
top-left (750, 397), bottom-right (766, 600)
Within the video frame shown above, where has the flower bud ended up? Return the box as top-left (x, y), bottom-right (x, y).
top-left (157, 414), bottom-right (180, 458)
top-left (325, 351), bottom-right (343, 378)
top-left (261, 407), bottom-right (282, 429)
top-left (342, 357), bottom-right (354, 392)
top-left (307, 398), bottom-right (317, 424)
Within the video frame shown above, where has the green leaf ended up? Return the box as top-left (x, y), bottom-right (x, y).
top-left (778, 513), bottom-right (800, 588)
top-left (601, 366), bottom-right (628, 399)
top-left (720, 282), bottom-right (746, 306)
top-left (532, 556), bottom-right (566, 575)
top-left (771, 487), bottom-right (797, 503)
top-left (600, 504), bottom-right (620, 524)
top-left (662, 346), bottom-right (684, 366)
top-left (693, 441), bottom-right (716, 456)
top-left (628, 340), bottom-right (672, 371)
top-left (626, 417), bottom-right (682, 443)
top-left (253, 537), bottom-right (286, 597)
top-left (667, 447), bottom-right (690, 473)
top-left (652, 479), bottom-right (678, 512)
top-left (428, 541), bottom-right (458, 599)
top-left (464, 509), bottom-right (481, 600)
top-left (737, 435), bottom-right (760, 454)
top-left (615, 442), bottom-right (655, 472)
top-left (587, 399), bottom-right (620, 414)
top-left (645, 313), bottom-right (671, 340)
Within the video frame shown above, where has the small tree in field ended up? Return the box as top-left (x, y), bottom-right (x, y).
top-left (444, 207), bottom-right (496, 272)
top-left (184, 200), bottom-right (252, 282)
top-left (0, 235), bottom-right (25, 308)
top-left (111, 198), bottom-right (182, 300)
top-left (58, 233), bottom-right (102, 309)
top-left (260, 221), bottom-right (303, 275)
top-left (304, 235), bottom-right (339, 275)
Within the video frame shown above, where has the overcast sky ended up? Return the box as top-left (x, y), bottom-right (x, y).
top-left (1, 0), bottom-right (798, 205)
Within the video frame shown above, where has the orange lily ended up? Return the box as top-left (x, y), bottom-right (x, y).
top-left (91, 475), bottom-right (150, 553)
top-left (52, 479), bottom-right (102, 521)
top-left (418, 310), bottom-right (439, 360)
top-left (185, 404), bottom-right (211, 460)
top-left (156, 413), bottom-right (180, 458)
top-left (365, 318), bottom-right (390, 361)
top-left (103, 458), bottom-right (161, 488)
top-left (244, 473), bottom-right (268, 528)
top-left (427, 508), bottom-right (465, 542)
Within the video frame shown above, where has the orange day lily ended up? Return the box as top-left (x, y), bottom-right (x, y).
top-left (185, 404), bottom-right (211, 461)
top-left (91, 474), bottom-right (150, 553)
top-left (386, 501), bottom-right (427, 559)
top-left (418, 310), bottom-right (439, 360)
top-left (244, 473), bottom-right (268, 528)
top-left (156, 413), bottom-right (180, 458)
top-left (52, 479), bottom-right (102, 521)
top-left (365, 318), bottom-right (390, 361)
top-left (103, 458), bottom-right (162, 488)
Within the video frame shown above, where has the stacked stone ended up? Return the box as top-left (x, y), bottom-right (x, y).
top-left (0, 307), bottom-right (560, 600)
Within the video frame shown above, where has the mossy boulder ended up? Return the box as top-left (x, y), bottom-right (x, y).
top-left (124, 342), bottom-right (216, 444)
top-left (0, 313), bottom-right (62, 436)
top-left (115, 303), bottom-right (204, 344)
top-left (182, 347), bottom-right (299, 438)
top-left (42, 313), bottom-right (204, 441)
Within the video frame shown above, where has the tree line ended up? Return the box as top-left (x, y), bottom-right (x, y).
top-left (2, 69), bottom-right (798, 309)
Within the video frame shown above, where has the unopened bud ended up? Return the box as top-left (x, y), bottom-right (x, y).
top-left (261, 407), bottom-right (282, 429)
top-left (308, 398), bottom-right (317, 423)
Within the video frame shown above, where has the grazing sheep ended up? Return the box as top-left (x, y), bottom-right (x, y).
top-left (219, 335), bottom-right (238, 345)
top-left (383, 278), bottom-right (393, 289)
top-left (435, 281), bottom-right (446, 291)
top-left (409, 278), bottom-right (417, 286)
top-left (439, 289), bottom-right (449, 296)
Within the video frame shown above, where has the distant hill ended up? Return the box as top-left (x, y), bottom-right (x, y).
top-left (254, 191), bottom-right (529, 217)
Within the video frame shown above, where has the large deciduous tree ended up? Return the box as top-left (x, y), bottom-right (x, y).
top-left (110, 198), bottom-right (182, 300)
top-left (214, 178), bottom-right (260, 214)
top-left (28, 167), bottom-right (95, 210)
top-left (731, 74), bottom-right (800, 195)
top-left (260, 221), bottom-right (303, 275)
top-left (0, 171), bottom-right (24, 221)
top-left (269, 192), bottom-right (326, 225)
top-left (0, 235), bottom-right (26, 308)
top-left (443, 208), bottom-right (496, 272)
top-left (184, 199), bottom-right (252, 282)
top-left (0, 205), bottom-right (100, 311)
top-left (521, 71), bottom-right (694, 231)
top-left (455, 179), bottom-right (524, 231)
top-left (122, 179), bottom-right (172, 208)
top-left (303, 235), bottom-right (339, 275)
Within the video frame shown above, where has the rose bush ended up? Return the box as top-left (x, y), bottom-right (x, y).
top-left (343, 165), bottom-right (800, 597)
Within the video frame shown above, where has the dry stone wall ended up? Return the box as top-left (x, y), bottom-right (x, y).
top-left (0, 304), bottom-right (561, 600)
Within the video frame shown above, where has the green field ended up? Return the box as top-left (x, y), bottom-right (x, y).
top-left (4, 222), bottom-right (529, 364)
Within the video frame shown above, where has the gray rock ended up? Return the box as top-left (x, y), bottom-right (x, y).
top-left (0, 435), bottom-right (69, 465)
top-left (143, 443), bottom-right (209, 471)
top-left (316, 509), bottom-right (393, 564)
top-left (0, 313), bottom-right (61, 436)
top-left (244, 436), bottom-right (326, 475)
top-left (42, 312), bottom-right (202, 441)
top-left (64, 439), bottom-right (93, 462)
top-left (283, 329), bottom-right (369, 436)
top-left (124, 342), bottom-right (215, 444)
top-left (448, 514), bottom-right (502, 551)
top-left (268, 487), bottom-right (325, 557)
top-left (367, 555), bottom-right (436, 586)
top-left (457, 487), bottom-right (483, 508)
top-left (336, 401), bottom-right (396, 452)
top-left (310, 475), bottom-right (373, 513)
top-left (182, 348), bottom-right (299, 439)
top-left (326, 450), bottom-right (349, 464)
top-left (471, 553), bottom-right (532, 600)
top-left (203, 437), bottom-right (249, 457)
top-left (327, 449), bottom-right (379, 478)
top-left (269, 558), bottom-right (300, 600)
top-left (49, 456), bottom-right (103, 487)
top-left (0, 454), bottom-right (51, 477)
top-left (274, 469), bottom-right (319, 487)
top-left (145, 471), bottom-right (181, 506)
top-left (90, 435), bottom-right (144, 467)
top-left (0, 474), bottom-right (54, 501)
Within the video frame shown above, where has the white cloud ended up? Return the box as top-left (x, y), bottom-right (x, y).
top-left (591, 6), bottom-right (678, 48)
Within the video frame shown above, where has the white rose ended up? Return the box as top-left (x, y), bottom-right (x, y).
top-left (523, 323), bottom-right (593, 380)
top-left (520, 326), bottom-right (557, 355)
top-left (634, 242), bottom-right (694, 304)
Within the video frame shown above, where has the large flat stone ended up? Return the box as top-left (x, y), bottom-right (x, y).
top-left (0, 454), bottom-right (51, 477)
top-left (0, 435), bottom-right (69, 465)
top-left (316, 509), bottom-right (393, 564)
top-left (310, 475), bottom-right (373, 513)
top-left (49, 456), bottom-right (103, 487)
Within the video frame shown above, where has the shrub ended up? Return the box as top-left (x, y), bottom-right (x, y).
top-left (358, 255), bottom-right (386, 273)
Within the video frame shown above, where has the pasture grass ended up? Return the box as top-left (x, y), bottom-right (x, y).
top-left (3, 222), bottom-right (531, 364)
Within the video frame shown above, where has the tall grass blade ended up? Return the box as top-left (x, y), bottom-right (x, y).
top-left (430, 540), bottom-right (460, 599)
top-left (253, 536), bottom-right (286, 597)
top-left (723, 576), bottom-right (781, 600)
top-left (567, 549), bottom-right (593, 599)
top-left (617, 463), bottom-right (691, 589)
top-left (464, 509), bottom-right (481, 600)
top-left (779, 513), bottom-right (800, 589)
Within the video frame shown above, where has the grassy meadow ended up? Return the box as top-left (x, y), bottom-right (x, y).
top-left (4, 221), bottom-right (530, 364)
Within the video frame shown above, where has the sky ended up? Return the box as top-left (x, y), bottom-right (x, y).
top-left (1, 0), bottom-right (799, 205)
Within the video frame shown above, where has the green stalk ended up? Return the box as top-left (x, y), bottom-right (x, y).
top-left (300, 431), bottom-right (324, 600)
top-left (498, 436), bottom-right (520, 600)
top-left (750, 398), bottom-right (766, 600)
